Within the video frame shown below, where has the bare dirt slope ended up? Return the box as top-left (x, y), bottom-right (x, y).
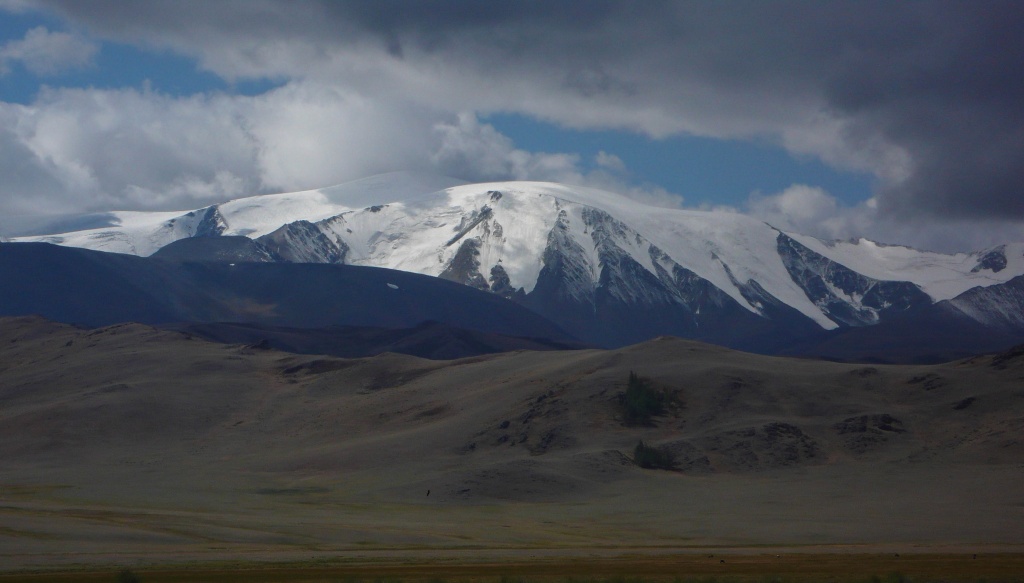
top-left (1, 316), bottom-right (1022, 570)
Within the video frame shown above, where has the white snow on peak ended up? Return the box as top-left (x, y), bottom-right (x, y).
top-left (319, 182), bottom-right (560, 292)
top-left (10, 171), bottom-right (467, 256)
top-left (217, 171), bottom-right (468, 239)
top-left (324, 180), bottom-right (837, 328)
top-left (785, 234), bottom-right (1024, 301)
top-left (9, 172), bottom-right (1024, 333)
top-left (462, 181), bottom-right (833, 326)
top-left (14, 210), bottom-right (191, 256)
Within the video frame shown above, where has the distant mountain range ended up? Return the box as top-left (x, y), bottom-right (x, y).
top-left (7, 172), bottom-right (1024, 361)
top-left (0, 241), bottom-right (578, 353)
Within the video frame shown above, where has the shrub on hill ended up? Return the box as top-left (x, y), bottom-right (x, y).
top-left (620, 371), bottom-right (667, 425)
top-left (633, 440), bottom-right (676, 470)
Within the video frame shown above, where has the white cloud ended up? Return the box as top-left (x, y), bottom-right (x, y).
top-left (0, 86), bottom-right (261, 213)
top-left (595, 150), bottom-right (626, 172)
top-left (743, 184), bottom-right (1024, 253)
top-left (0, 26), bottom-right (96, 76)
top-left (244, 83), bottom-right (440, 190)
top-left (2, 2), bottom-right (1021, 251)
top-left (747, 184), bottom-right (891, 246)
top-left (0, 85), bottom-right (686, 216)
top-left (431, 113), bottom-right (685, 208)
top-left (0, 78), bottom-right (1012, 252)
top-left (749, 185), bottom-right (839, 229)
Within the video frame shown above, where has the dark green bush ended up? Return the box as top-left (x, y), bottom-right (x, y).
top-left (633, 440), bottom-right (675, 470)
top-left (621, 371), bottom-right (666, 425)
top-left (116, 569), bottom-right (141, 583)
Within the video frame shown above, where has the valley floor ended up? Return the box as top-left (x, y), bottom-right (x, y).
top-left (2, 464), bottom-right (1023, 577)
top-left (2, 552), bottom-right (1024, 582)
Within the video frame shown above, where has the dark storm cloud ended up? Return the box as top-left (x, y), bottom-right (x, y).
top-left (22, 0), bottom-right (1024, 220)
top-left (815, 4), bottom-right (1024, 219)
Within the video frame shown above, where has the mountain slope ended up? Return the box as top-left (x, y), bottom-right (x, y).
top-left (161, 320), bottom-right (592, 360)
top-left (1, 315), bottom-right (1022, 564)
top-left (11, 173), bottom-right (1024, 354)
top-left (0, 242), bottom-right (575, 342)
top-left (150, 235), bottom-right (277, 263)
top-left (11, 172), bottom-right (467, 256)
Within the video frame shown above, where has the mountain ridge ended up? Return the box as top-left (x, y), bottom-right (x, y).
top-left (9, 172), bottom-right (1024, 354)
top-left (0, 241), bottom-right (576, 344)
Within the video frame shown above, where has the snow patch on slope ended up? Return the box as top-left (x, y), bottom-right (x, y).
top-left (10, 172), bottom-right (466, 255)
top-left (787, 234), bottom-right (1024, 301)
top-left (530, 182), bottom-right (836, 328)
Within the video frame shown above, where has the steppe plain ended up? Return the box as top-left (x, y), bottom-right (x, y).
top-left (1, 316), bottom-right (1022, 581)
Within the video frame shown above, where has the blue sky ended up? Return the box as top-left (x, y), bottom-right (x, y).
top-left (0, 11), bottom-right (279, 102)
top-left (1, 1), bottom-right (1022, 252)
top-left (486, 113), bottom-right (875, 208)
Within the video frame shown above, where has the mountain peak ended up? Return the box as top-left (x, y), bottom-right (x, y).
top-left (9, 174), bottom-right (1024, 355)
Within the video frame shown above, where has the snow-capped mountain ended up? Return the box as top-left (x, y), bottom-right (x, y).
top-left (12, 172), bottom-right (1024, 352)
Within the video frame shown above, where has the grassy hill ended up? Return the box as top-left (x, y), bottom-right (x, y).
top-left (1, 315), bottom-right (1022, 572)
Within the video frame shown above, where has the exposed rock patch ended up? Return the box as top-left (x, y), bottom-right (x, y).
top-left (833, 414), bottom-right (907, 454)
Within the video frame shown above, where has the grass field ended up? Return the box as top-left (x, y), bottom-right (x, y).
top-left (2, 553), bottom-right (1023, 583)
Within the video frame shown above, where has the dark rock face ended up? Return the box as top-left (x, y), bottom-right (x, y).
top-left (649, 246), bottom-right (737, 320)
top-left (194, 206), bottom-right (228, 238)
top-left (522, 209), bottom-right (599, 341)
top-left (705, 422), bottom-right (822, 470)
top-left (161, 205), bottom-right (227, 239)
top-left (466, 388), bottom-right (575, 457)
top-left (257, 220), bottom-right (349, 264)
top-left (777, 233), bottom-right (932, 326)
top-left (833, 414), bottom-right (907, 454)
top-left (661, 440), bottom-right (712, 473)
top-left (446, 206), bottom-right (493, 247)
top-left (520, 207), bottom-right (821, 350)
top-left (972, 246), bottom-right (1008, 273)
top-left (948, 274), bottom-right (1024, 330)
top-left (489, 264), bottom-right (524, 300)
top-left (439, 238), bottom-right (489, 291)
top-left (834, 414), bottom-right (906, 435)
top-left (665, 422), bottom-right (822, 472)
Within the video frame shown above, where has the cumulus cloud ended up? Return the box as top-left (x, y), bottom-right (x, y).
top-left (745, 184), bottom-right (1024, 254)
top-left (0, 85), bottom-right (676, 216)
top-left (745, 184), bottom-right (890, 247)
top-left (1, 86), bottom-right (263, 212)
top-left (432, 113), bottom-right (579, 183)
top-left (1, 1), bottom-right (1023, 250)
top-left (748, 185), bottom-right (850, 239)
top-left (431, 113), bottom-right (685, 208)
top-left (25, 0), bottom-right (1022, 223)
top-left (0, 26), bottom-right (96, 75)
top-left (0, 83), bottom-right (441, 212)
top-left (595, 151), bottom-right (626, 172)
